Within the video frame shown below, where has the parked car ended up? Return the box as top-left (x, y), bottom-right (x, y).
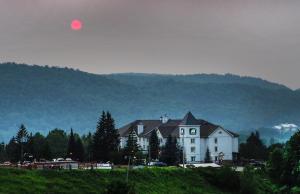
top-left (148, 161), bottom-right (167, 167)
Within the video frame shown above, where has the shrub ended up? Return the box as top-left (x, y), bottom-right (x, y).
top-left (196, 166), bottom-right (240, 192)
top-left (104, 180), bottom-right (136, 194)
top-left (240, 167), bottom-right (257, 194)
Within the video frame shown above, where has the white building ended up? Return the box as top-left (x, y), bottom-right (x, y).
top-left (119, 112), bottom-right (239, 163)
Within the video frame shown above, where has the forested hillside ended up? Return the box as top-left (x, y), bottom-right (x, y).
top-left (0, 63), bottom-right (299, 141)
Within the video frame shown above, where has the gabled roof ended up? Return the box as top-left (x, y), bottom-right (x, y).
top-left (118, 112), bottom-right (239, 138)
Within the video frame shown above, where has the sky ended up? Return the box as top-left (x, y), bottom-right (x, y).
top-left (1, 0), bottom-right (300, 89)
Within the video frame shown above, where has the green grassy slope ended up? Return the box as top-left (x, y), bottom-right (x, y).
top-left (0, 168), bottom-right (229, 194)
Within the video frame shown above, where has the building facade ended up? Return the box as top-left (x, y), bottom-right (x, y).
top-left (119, 112), bottom-right (239, 163)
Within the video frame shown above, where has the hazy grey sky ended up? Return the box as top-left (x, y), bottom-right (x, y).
top-left (1, 0), bottom-right (300, 89)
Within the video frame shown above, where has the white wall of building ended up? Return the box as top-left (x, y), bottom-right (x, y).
top-left (178, 125), bottom-right (201, 163)
top-left (207, 127), bottom-right (237, 161)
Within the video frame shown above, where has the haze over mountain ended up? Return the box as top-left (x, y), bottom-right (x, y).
top-left (0, 63), bottom-right (299, 141)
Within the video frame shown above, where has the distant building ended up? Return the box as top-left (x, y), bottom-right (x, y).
top-left (119, 112), bottom-right (239, 163)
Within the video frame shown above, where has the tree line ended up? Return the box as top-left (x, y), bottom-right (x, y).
top-left (0, 111), bottom-right (181, 165)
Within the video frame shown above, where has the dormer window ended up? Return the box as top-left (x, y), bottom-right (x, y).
top-left (180, 128), bottom-right (185, 135)
top-left (189, 128), bottom-right (196, 135)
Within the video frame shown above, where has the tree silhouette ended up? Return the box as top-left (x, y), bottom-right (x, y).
top-left (149, 130), bottom-right (159, 160)
top-left (16, 124), bottom-right (28, 162)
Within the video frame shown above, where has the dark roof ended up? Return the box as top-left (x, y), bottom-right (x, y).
top-left (180, 112), bottom-right (200, 125)
top-left (118, 120), bottom-right (162, 137)
top-left (118, 112), bottom-right (239, 138)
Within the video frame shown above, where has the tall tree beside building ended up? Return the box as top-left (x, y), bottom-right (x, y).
top-left (92, 111), bottom-right (120, 162)
top-left (239, 131), bottom-right (268, 160)
top-left (124, 128), bottom-right (140, 158)
top-left (161, 135), bottom-right (180, 165)
top-left (92, 111), bottom-right (107, 161)
top-left (149, 130), bottom-right (160, 160)
top-left (204, 148), bottom-right (212, 163)
top-left (16, 124), bottom-right (29, 162)
top-left (105, 112), bottom-right (120, 158)
top-left (67, 129), bottom-right (76, 159)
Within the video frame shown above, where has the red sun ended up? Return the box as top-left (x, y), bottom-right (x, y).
top-left (71, 20), bottom-right (83, 31)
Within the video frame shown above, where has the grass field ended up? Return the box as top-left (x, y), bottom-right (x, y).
top-left (0, 167), bottom-right (231, 194)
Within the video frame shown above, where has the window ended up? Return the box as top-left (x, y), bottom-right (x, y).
top-left (214, 138), bottom-right (218, 144)
top-left (180, 128), bottom-right (185, 135)
top-left (191, 138), bottom-right (195, 144)
top-left (215, 156), bottom-right (218, 161)
top-left (191, 147), bottom-right (196, 153)
top-left (218, 131), bottom-right (222, 134)
top-left (143, 145), bottom-right (145, 149)
top-left (189, 128), bottom-right (197, 135)
top-left (215, 146), bottom-right (218, 152)
top-left (191, 156), bottom-right (196, 162)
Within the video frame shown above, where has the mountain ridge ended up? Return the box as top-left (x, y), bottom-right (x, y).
top-left (0, 62), bottom-right (299, 141)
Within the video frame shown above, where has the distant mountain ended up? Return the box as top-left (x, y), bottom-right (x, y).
top-left (0, 63), bottom-right (299, 141)
top-left (106, 73), bottom-right (289, 90)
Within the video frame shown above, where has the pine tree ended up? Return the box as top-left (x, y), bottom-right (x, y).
top-left (82, 132), bottom-right (93, 162)
top-left (92, 111), bottom-right (120, 162)
top-left (149, 130), bottom-right (160, 160)
top-left (74, 137), bottom-right (85, 162)
top-left (124, 128), bottom-right (140, 158)
top-left (161, 135), bottom-right (180, 165)
top-left (16, 124), bottom-right (29, 162)
top-left (92, 111), bottom-right (107, 161)
top-left (67, 128), bottom-right (76, 159)
top-left (204, 148), bottom-right (212, 163)
top-left (105, 112), bottom-right (120, 155)
top-left (0, 142), bottom-right (6, 162)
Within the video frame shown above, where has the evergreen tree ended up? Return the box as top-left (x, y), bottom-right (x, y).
top-left (6, 137), bottom-right (19, 162)
top-left (67, 128), bottom-right (76, 159)
top-left (29, 133), bottom-right (47, 161)
top-left (161, 135), bottom-right (180, 165)
top-left (105, 112), bottom-right (120, 156)
top-left (92, 111), bottom-right (107, 161)
top-left (149, 130), bottom-right (160, 160)
top-left (16, 124), bottom-right (29, 162)
top-left (281, 130), bottom-right (300, 186)
top-left (204, 148), bottom-right (212, 163)
top-left (82, 132), bottom-right (93, 162)
top-left (74, 136), bottom-right (85, 162)
top-left (239, 131), bottom-right (268, 160)
top-left (46, 129), bottom-right (68, 158)
top-left (0, 142), bottom-right (6, 162)
top-left (124, 128), bottom-right (140, 158)
top-left (92, 111), bottom-right (120, 162)
top-left (41, 141), bottom-right (52, 160)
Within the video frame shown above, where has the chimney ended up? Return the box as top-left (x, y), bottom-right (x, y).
top-left (161, 114), bottom-right (169, 124)
top-left (137, 122), bottom-right (144, 135)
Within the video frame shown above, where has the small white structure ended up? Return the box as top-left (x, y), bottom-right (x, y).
top-left (119, 112), bottom-right (239, 163)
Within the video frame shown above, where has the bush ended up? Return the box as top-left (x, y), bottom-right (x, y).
top-left (240, 167), bottom-right (258, 194)
top-left (196, 166), bottom-right (240, 192)
top-left (105, 180), bottom-right (136, 194)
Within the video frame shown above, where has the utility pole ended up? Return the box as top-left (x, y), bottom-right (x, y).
top-left (126, 156), bottom-right (131, 183)
top-left (148, 145), bottom-right (151, 164)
